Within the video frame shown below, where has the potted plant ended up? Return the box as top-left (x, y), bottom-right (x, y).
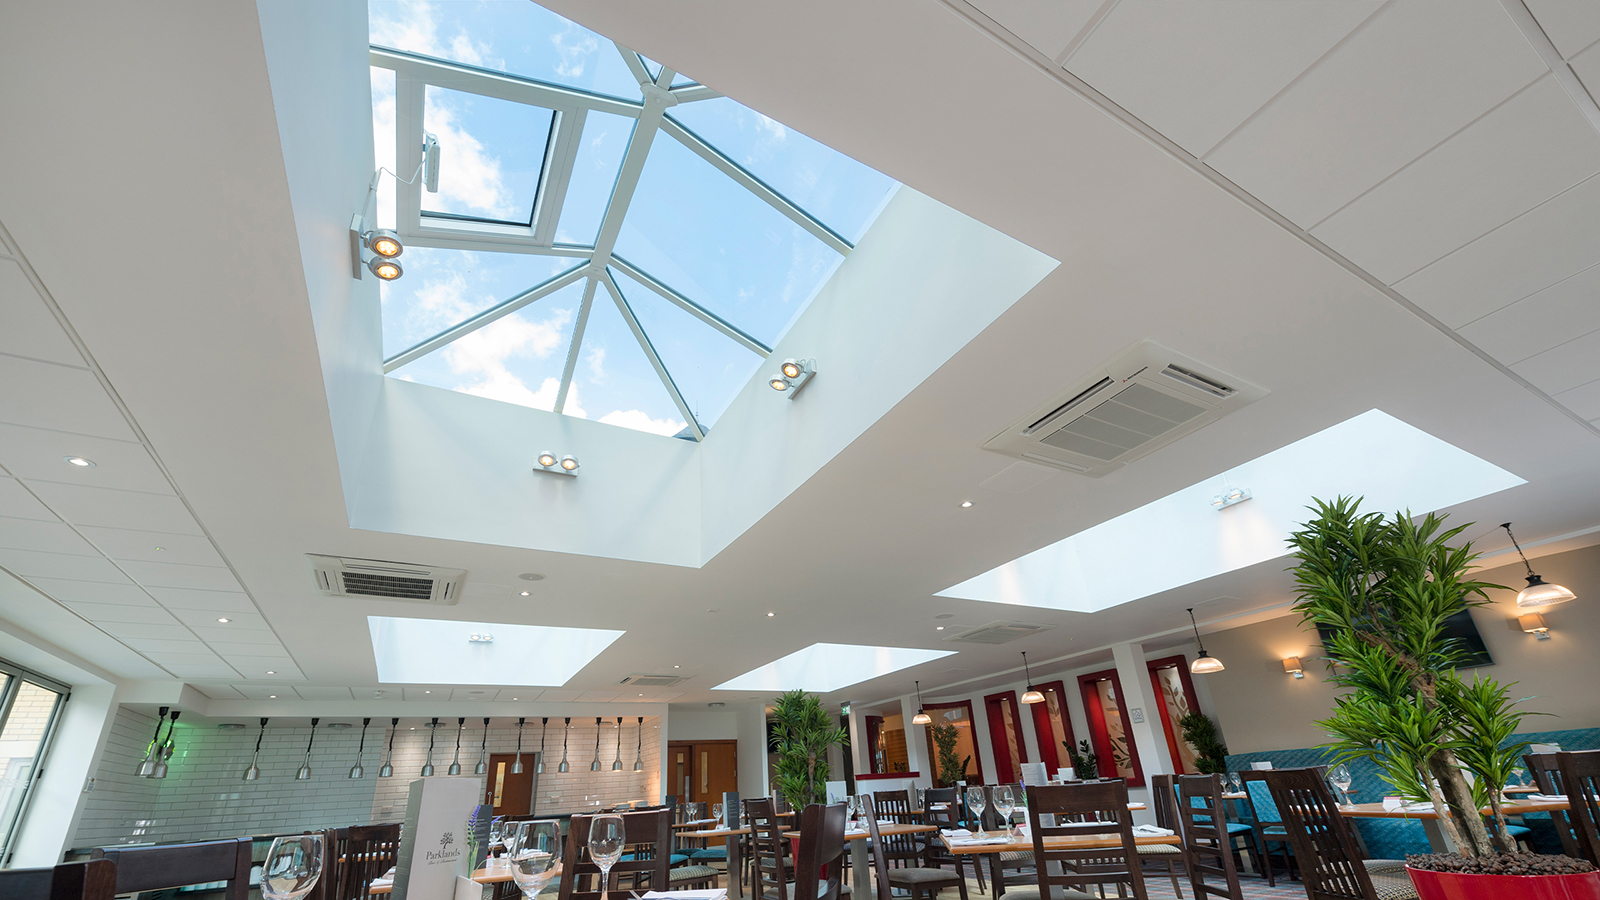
top-left (1289, 498), bottom-right (1598, 899)
top-left (771, 690), bottom-right (849, 811)
top-left (1178, 711), bottom-right (1229, 774)
top-left (1065, 739), bottom-right (1097, 780)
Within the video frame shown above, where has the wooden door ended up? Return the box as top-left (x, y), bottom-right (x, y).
top-left (695, 741), bottom-right (738, 804)
top-left (485, 752), bottom-right (537, 816)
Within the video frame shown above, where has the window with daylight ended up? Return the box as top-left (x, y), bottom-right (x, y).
top-left (368, 2), bottom-right (897, 439)
top-left (0, 661), bottom-right (69, 865)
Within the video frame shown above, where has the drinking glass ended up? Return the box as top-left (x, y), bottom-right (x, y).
top-left (847, 795), bottom-right (859, 824)
top-left (489, 817), bottom-right (506, 858)
top-left (261, 835), bottom-right (324, 900)
top-left (965, 786), bottom-right (988, 837)
top-left (1511, 767), bottom-right (1528, 788)
top-left (991, 785), bottom-right (1015, 838)
top-left (712, 802), bottom-right (725, 826)
top-left (914, 788), bottom-right (926, 812)
top-left (1228, 773), bottom-right (1243, 794)
top-left (511, 821), bottom-right (561, 899)
top-left (1330, 764), bottom-right (1354, 804)
top-left (588, 814), bottom-right (626, 900)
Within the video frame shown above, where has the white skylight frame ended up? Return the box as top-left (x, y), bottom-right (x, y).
top-left (369, 43), bottom-right (857, 440)
top-left (938, 409), bottom-right (1526, 613)
top-left (368, 615), bottom-right (625, 685)
top-left (713, 643), bottom-right (957, 693)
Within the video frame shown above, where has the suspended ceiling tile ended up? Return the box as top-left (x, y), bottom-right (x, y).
top-left (26, 577), bottom-right (157, 606)
top-left (1457, 262), bottom-right (1600, 364)
top-left (0, 516), bottom-right (99, 556)
top-left (534, 690), bottom-right (582, 702)
top-left (162, 664), bottom-right (244, 679)
top-left (119, 560), bottom-right (241, 592)
top-left (1067, 0), bottom-right (1379, 157)
top-left (1524, 0), bottom-right (1600, 59)
top-left (0, 424), bottom-right (170, 493)
top-left (1394, 172), bottom-right (1600, 327)
top-left (0, 548), bottom-right (129, 582)
top-left (165, 607), bottom-right (267, 630)
top-left (120, 637), bottom-right (214, 655)
top-left (1311, 77), bottom-right (1600, 284)
top-left (1569, 41), bottom-right (1600, 110)
top-left (494, 689), bottom-right (542, 701)
top-left (293, 686), bottom-right (355, 700)
top-left (240, 664), bottom-right (303, 680)
top-left (188, 624), bottom-right (278, 644)
top-left (0, 259), bottom-right (83, 367)
top-left (403, 688), bottom-right (444, 700)
top-left (233, 685), bottom-right (286, 699)
top-left (25, 482), bottom-right (204, 534)
top-left (0, 477), bottom-right (55, 521)
top-left (75, 526), bottom-right (225, 567)
top-left (0, 354), bottom-right (134, 439)
top-left (1205, 0), bottom-right (1546, 227)
top-left (451, 688), bottom-right (497, 701)
top-left (191, 684), bottom-right (247, 700)
top-left (576, 691), bottom-right (621, 702)
top-left (1511, 329), bottom-right (1600, 394)
top-left (1554, 378), bottom-right (1600, 420)
top-left (969, 0), bottom-right (1104, 61)
top-left (62, 602), bottom-right (179, 625)
top-left (204, 641), bottom-right (289, 658)
top-left (146, 587), bottom-right (256, 613)
top-left (93, 621), bottom-right (196, 641)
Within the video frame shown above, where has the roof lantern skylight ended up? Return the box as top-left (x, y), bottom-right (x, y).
top-left (368, 1), bottom-right (897, 438)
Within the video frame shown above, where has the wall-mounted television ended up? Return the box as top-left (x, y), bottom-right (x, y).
top-left (1315, 608), bottom-right (1492, 668)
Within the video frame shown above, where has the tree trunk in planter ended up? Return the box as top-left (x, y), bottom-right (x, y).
top-left (1428, 749), bottom-right (1493, 856)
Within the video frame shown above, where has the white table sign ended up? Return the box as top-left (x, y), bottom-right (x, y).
top-left (393, 776), bottom-right (485, 900)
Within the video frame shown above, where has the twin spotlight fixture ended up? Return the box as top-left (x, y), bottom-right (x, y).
top-left (768, 358), bottom-right (816, 399)
top-left (348, 133), bottom-right (440, 283)
top-left (534, 451), bottom-right (580, 477)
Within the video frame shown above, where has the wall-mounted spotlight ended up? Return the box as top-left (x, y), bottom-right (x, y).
top-left (1519, 614), bottom-right (1552, 641)
top-left (468, 632), bottom-right (494, 643)
top-left (367, 255), bottom-right (403, 281)
top-left (534, 451), bottom-right (579, 476)
top-left (1283, 657), bottom-right (1304, 679)
top-left (768, 358), bottom-right (816, 399)
top-left (1211, 487), bottom-right (1251, 509)
top-left (348, 142), bottom-right (438, 281)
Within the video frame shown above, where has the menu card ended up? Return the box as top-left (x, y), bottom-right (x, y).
top-left (393, 776), bottom-right (485, 900)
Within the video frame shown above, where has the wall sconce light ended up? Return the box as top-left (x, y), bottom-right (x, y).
top-left (534, 451), bottom-right (579, 476)
top-left (768, 358), bottom-right (816, 398)
top-left (1283, 657), bottom-right (1304, 679)
top-left (1211, 487), bottom-right (1252, 510)
top-left (1519, 614), bottom-right (1552, 641)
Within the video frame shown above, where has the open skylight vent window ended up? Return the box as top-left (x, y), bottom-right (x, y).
top-left (983, 341), bottom-right (1267, 476)
top-left (942, 621), bottom-right (1052, 644)
top-left (367, 1), bottom-right (897, 439)
top-left (308, 554), bottom-right (465, 604)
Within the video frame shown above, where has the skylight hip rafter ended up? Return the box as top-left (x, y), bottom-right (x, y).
top-left (383, 263), bottom-right (589, 373)
top-left (601, 271), bottom-right (705, 440)
top-left (555, 277), bottom-right (600, 415)
top-left (609, 256), bottom-right (770, 356)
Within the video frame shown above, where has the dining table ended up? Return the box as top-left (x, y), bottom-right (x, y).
top-left (939, 829), bottom-right (1181, 899)
top-left (369, 864), bottom-right (513, 894)
top-left (1337, 796), bottom-right (1571, 853)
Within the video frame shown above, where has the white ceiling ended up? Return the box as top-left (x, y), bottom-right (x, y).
top-left (0, 0), bottom-right (1599, 715)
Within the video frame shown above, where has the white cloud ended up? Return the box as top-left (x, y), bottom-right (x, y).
top-left (371, 1), bottom-right (485, 65)
top-left (755, 114), bottom-right (787, 142)
top-left (550, 25), bottom-right (599, 79)
top-left (600, 409), bottom-right (685, 437)
top-left (585, 345), bottom-right (607, 383)
top-left (438, 302), bottom-right (577, 413)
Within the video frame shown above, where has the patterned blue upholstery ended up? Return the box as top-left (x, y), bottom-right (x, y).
top-left (1224, 726), bottom-right (1600, 860)
top-left (688, 847), bottom-right (726, 861)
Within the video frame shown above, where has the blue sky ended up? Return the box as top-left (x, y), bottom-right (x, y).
top-left (368, 0), bottom-right (896, 435)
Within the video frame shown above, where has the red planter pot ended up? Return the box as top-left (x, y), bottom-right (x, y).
top-left (1407, 866), bottom-right (1600, 900)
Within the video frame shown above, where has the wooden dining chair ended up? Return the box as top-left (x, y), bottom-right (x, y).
top-left (864, 802), bottom-right (967, 900)
top-left (872, 790), bottom-right (926, 869)
top-left (330, 823), bottom-right (401, 900)
top-left (1261, 768), bottom-right (1414, 900)
top-left (92, 836), bottom-right (253, 900)
top-left (1176, 775), bottom-right (1244, 900)
top-left (1523, 752), bottom-right (1582, 858)
top-left (1139, 775), bottom-right (1187, 898)
top-left (1557, 750), bottom-right (1600, 866)
top-left (1021, 781), bottom-right (1147, 900)
top-left (748, 797), bottom-right (793, 900)
top-left (558, 808), bottom-right (673, 900)
top-left (795, 802), bottom-right (848, 900)
top-left (923, 787), bottom-right (962, 873)
top-left (0, 859), bottom-right (117, 900)
top-left (1237, 769), bottom-right (1293, 884)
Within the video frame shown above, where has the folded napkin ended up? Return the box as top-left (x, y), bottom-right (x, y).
top-left (930, 803), bottom-right (949, 810)
top-left (642, 891), bottom-right (727, 900)
top-left (1132, 825), bottom-right (1175, 837)
top-left (941, 828), bottom-right (973, 837)
top-left (949, 836), bottom-right (1012, 847)
top-left (1529, 793), bottom-right (1568, 802)
top-left (844, 829), bottom-right (867, 837)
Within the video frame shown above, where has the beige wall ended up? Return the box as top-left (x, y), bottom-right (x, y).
top-left (1206, 542), bottom-right (1600, 753)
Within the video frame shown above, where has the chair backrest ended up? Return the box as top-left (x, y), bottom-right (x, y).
top-left (924, 787), bottom-right (959, 829)
top-left (862, 803), bottom-right (899, 900)
top-left (557, 808), bottom-right (672, 900)
top-left (1024, 781), bottom-right (1148, 900)
top-left (1150, 774), bottom-right (1179, 833)
top-left (1526, 752), bottom-right (1583, 859)
top-left (873, 789), bottom-right (912, 822)
top-left (1237, 770), bottom-right (1281, 824)
top-left (0, 859), bottom-right (117, 900)
top-left (793, 803), bottom-right (847, 900)
top-left (746, 797), bottom-right (790, 900)
top-left (331, 823), bottom-right (401, 900)
top-left (92, 837), bottom-right (252, 900)
top-left (1261, 767), bottom-right (1377, 900)
top-left (868, 791), bottom-right (922, 864)
top-left (1178, 775), bottom-right (1243, 900)
top-left (1557, 750), bottom-right (1600, 866)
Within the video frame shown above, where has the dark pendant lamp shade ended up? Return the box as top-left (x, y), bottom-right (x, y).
top-left (612, 717), bottom-right (624, 771)
top-left (557, 717), bottom-right (570, 773)
top-left (1503, 522), bottom-right (1578, 609)
top-left (137, 707), bottom-right (169, 776)
top-left (511, 717), bottom-right (527, 775)
top-left (448, 717), bottom-right (464, 776)
top-left (243, 717), bottom-right (267, 781)
top-left (475, 718), bottom-right (489, 775)
top-left (421, 717), bottom-right (439, 776)
top-left (350, 717), bottom-right (371, 779)
top-left (295, 718), bottom-right (318, 780)
top-left (379, 717), bottom-right (398, 777)
top-left (150, 711), bottom-right (179, 779)
top-left (633, 717), bottom-right (644, 772)
top-left (590, 717), bottom-right (603, 772)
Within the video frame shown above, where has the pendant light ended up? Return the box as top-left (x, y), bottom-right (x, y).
top-left (912, 682), bottom-right (932, 725)
top-left (534, 717), bottom-right (548, 774)
top-left (150, 711), bottom-right (179, 779)
top-left (1020, 652), bottom-right (1045, 704)
top-left (1187, 608), bottom-right (1225, 674)
top-left (1502, 523), bottom-right (1577, 609)
top-left (295, 718), bottom-right (319, 780)
top-left (136, 707), bottom-right (169, 776)
top-left (511, 717), bottom-right (527, 775)
top-left (633, 717), bottom-right (644, 772)
top-left (350, 717), bottom-right (371, 779)
top-left (590, 717), bottom-right (603, 772)
top-left (243, 717), bottom-right (267, 781)
top-left (557, 717), bottom-right (570, 773)
top-left (378, 717), bottom-right (397, 777)
top-left (448, 717), bottom-right (464, 775)
top-left (421, 717), bottom-right (439, 776)
top-left (612, 717), bottom-right (624, 771)
top-left (475, 718), bottom-right (489, 775)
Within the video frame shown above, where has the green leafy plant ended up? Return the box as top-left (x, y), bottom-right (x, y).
top-left (1288, 497), bottom-right (1542, 857)
top-left (1178, 711), bottom-right (1229, 774)
top-left (1065, 739), bottom-right (1098, 778)
top-left (929, 721), bottom-right (970, 786)
top-left (770, 690), bottom-right (849, 811)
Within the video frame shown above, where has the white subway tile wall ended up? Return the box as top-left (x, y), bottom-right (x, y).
top-left (74, 711), bottom-right (661, 849)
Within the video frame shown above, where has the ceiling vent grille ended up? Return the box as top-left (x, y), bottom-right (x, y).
top-left (983, 340), bottom-right (1266, 477)
top-left (620, 673), bottom-right (689, 687)
top-left (307, 554), bottom-right (465, 605)
top-left (943, 621), bottom-right (1052, 644)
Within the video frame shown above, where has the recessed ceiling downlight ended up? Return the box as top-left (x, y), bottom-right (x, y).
top-left (64, 456), bottom-right (95, 467)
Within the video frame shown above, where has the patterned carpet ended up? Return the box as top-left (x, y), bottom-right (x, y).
top-left (859, 871), bottom-right (1314, 900)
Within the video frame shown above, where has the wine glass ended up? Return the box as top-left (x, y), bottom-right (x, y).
top-left (965, 785), bottom-right (988, 837)
top-left (1511, 767), bottom-right (1528, 789)
top-left (261, 835), bottom-right (324, 900)
top-left (489, 817), bottom-right (506, 859)
top-left (1330, 764), bottom-right (1354, 805)
top-left (1228, 773), bottom-right (1243, 795)
top-left (511, 821), bottom-right (561, 899)
top-left (991, 785), bottom-right (1015, 838)
top-left (588, 814), bottom-right (626, 900)
top-left (712, 802), bottom-right (724, 827)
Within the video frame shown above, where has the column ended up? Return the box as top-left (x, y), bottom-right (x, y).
top-left (1112, 642), bottom-right (1171, 824)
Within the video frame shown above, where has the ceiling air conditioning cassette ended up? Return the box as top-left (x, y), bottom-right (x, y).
top-left (983, 340), bottom-right (1266, 477)
top-left (307, 554), bottom-right (465, 604)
